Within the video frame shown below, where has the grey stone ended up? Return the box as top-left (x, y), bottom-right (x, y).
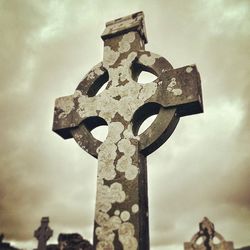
top-left (53, 11), bottom-right (203, 250)
top-left (184, 217), bottom-right (234, 250)
top-left (34, 217), bottom-right (53, 250)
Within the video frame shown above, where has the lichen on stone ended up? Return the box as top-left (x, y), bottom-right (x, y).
top-left (56, 95), bottom-right (74, 119)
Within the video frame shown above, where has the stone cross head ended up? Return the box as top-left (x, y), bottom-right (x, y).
top-left (34, 217), bottom-right (53, 250)
top-left (53, 11), bottom-right (203, 250)
top-left (184, 217), bottom-right (234, 250)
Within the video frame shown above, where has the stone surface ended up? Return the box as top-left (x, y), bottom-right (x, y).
top-left (34, 217), bottom-right (53, 250)
top-left (184, 217), bottom-right (234, 250)
top-left (53, 11), bottom-right (203, 249)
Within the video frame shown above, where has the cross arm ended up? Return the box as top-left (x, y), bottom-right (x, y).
top-left (151, 65), bottom-right (203, 117)
top-left (52, 94), bottom-right (81, 139)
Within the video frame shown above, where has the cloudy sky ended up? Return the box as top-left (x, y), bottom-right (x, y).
top-left (0, 0), bottom-right (249, 249)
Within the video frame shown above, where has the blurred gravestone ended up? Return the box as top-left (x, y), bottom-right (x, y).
top-left (0, 234), bottom-right (19, 250)
top-left (53, 11), bottom-right (203, 250)
top-left (34, 217), bottom-right (53, 250)
top-left (184, 217), bottom-right (234, 250)
top-left (57, 233), bottom-right (93, 250)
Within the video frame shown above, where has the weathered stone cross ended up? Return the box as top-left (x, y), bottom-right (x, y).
top-left (34, 217), bottom-right (53, 250)
top-left (184, 217), bottom-right (234, 250)
top-left (53, 12), bottom-right (203, 250)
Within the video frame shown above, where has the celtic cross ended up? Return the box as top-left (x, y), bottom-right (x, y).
top-left (34, 217), bottom-right (53, 250)
top-left (53, 12), bottom-right (203, 250)
top-left (184, 217), bottom-right (234, 250)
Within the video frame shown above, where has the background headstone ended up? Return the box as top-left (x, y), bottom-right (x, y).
top-left (34, 217), bottom-right (53, 250)
top-left (0, 234), bottom-right (19, 250)
top-left (57, 233), bottom-right (93, 250)
top-left (184, 217), bottom-right (234, 250)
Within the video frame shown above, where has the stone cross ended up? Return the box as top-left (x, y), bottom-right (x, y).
top-left (184, 217), bottom-right (234, 250)
top-left (34, 217), bottom-right (53, 250)
top-left (53, 11), bottom-right (203, 250)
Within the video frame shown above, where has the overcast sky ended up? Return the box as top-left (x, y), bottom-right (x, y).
top-left (0, 0), bottom-right (249, 249)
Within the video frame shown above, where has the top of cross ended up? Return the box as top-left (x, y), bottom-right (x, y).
top-left (189, 217), bottom-right (225, 245)
top-left (41, 217), bottom-right (49, 224)
top-left (52, 11), bottom-right (203, 159)
top-left (102, 11), bottom-right (147, 43)
top-left (199, 217), bottom-right (215, 235)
